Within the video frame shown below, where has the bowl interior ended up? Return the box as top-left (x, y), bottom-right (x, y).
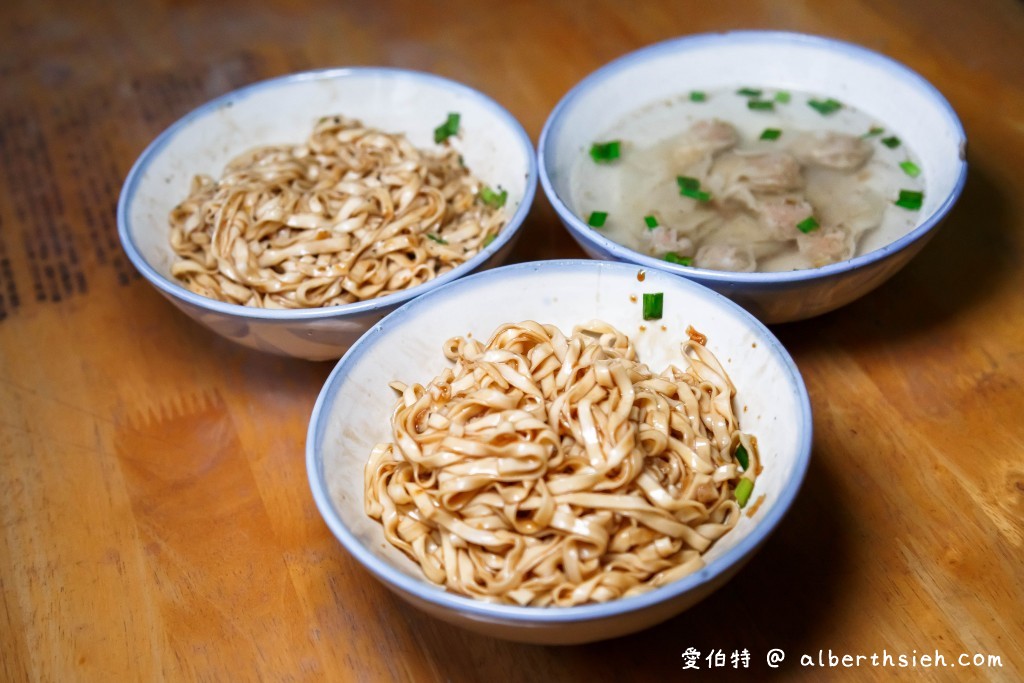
top-left (309, 260), bottom-right (811, 620)
top-left (122, 68), bottom-right (535, 305)
top-left (542, 31), bottom-right (965, 254)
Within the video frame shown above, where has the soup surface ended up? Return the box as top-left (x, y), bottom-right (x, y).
top-left (571, 87), bottom-right (925, 272)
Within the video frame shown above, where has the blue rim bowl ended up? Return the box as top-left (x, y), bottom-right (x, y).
top-left (538, 31), bottom-right (967, 323)
top-left (307, 259), bottom-right (813, 644)
top-left (118, 67), bottom-right (538, 360)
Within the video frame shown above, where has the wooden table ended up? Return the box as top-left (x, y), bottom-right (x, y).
top-left (2, 0), bottom-right (1022, 680)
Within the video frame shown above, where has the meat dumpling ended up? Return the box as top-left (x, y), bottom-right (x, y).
top-left (791, 131), bottom-right (873, 171)
top-left (796, 226), bottom-right (855, 267)
top-left (671, 119), bottom-right (740, 169)
top-left (753, 195), bottom-right (816, 240)
top-left (708, 151), bottom-right (805, 198)
top-left (694, 243), bottom-right (756, 272)
top-left (642, 225), bottom-right (694, 258)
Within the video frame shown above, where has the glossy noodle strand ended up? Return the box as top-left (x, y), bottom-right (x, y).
top-left (365, 320), bottom-right (760, 606)
top-left (169, 115), bottom-right (506, 308)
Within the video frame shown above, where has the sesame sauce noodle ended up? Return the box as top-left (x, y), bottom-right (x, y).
top-left (365, 320), bottom-right (759, 607)
top-left (169, 115), bottom-right (506, 308)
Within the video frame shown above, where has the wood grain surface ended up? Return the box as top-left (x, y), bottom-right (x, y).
top-left (1, 0), bottom-right (1022, 680)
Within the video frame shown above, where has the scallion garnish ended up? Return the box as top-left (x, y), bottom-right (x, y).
top-left (863, 126), bottom-right (885, 138)
top-left (808, 97), bottom-right (843, 115)
top-left (895, 190), bottom-right (924, 210)
top-left (426, 233), bottom-right (448, 244)
top-left (434, 112), bottom-right (460, 143)
top-left (676, 175), bottom-right (711, 202)
top-left (899, 161), bottom-right (921, 178)
top-left (747, 99), bottom-right (775, 111)
top-left (760, 128), bottom-right (782, 141)
top-left (642, 292), bottom-right (663, 320)
top-left (796, 216), bottom-right (820, 234)
top-left (735, 478), bottom-right (754, 508)
top-left (774, 91), bottom-right (791, 103)
top-left (483, 233), bottom-right (497, 247)
top-left (588, 211), bottom-right (608, 227)
top-left (664, 252), bottom-right (692, 266)
top-left (677, 176), bottom-right (700, 191)
top-left (736, 87), bottom-right (762, 97)
top-left (480, 185), bottom-right (508, 208)
top-left (644, 215), bottom-right (659, 229)
top-left (735, 443), bottom-right (749, 470)
top-left (689, 91), bottom-right (707, 102)
top-left (589, 140), bottom-right (621, 163)
top-left (881, 136), bottom-right (901, 149)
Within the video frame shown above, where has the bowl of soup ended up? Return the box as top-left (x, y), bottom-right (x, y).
top-left (118, 67), bottom-right (537, 360)
top-left (538, 31), bottom-right (967, 323)
top-left (307, 259), bottom-right (812, 643)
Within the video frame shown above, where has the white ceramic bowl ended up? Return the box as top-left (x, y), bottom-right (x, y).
top-left (307, 259), bottom-right (812, 644)
top-left (539, 31), bottom-right (967, 323)
top-left (118, 67), bottom-right (537, 360)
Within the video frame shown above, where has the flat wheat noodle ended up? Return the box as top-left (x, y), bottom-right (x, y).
top-left (169, 115), bottom-right (506, 308)
top-left (365, 320), bottom-right (760, 606)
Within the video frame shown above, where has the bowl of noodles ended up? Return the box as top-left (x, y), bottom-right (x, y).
top-left (118, 67), bottom-right (537, 360)
top-left (307, 259), bottom-right (812, 644)
top-left (539, 31), bottom-right (967, 323)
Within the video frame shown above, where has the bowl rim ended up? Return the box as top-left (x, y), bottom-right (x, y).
top-left (537, 30), bottom-right (968, 286)
top-left (116, 66), bottom-right (538, 321)
top-left (306, 258), bottom-right (813, 624)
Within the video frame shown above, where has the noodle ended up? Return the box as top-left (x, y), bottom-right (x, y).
top-left (169, 115), bottom-right (506, 308)
top-left (364, 320), bottom-right (760, 606)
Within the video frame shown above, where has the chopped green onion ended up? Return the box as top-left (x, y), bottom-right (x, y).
top-left (644, 215), bottom-right (659, 229)
top-left (664, 252), bottom-right (692, 266)
top-left (747, 99), bottom-right (775, 111)
top-left (483, 233), bottom-right (497, 247)
top-left (479, 185), bottom-right (508, 208)
top-left (735, 444), bottom-right (749, 470)
top-left (760, 128), bottom-right (782, 141)
top-left (676, 175), bottom-right (711, 202)
top-left (774, 91), bottom-right (791, 103)
top-left (808, 98), bottom-right (843, 115)
top-left (689, 91), bottom-right (707, 102)
top-left (736, 87), bottom-right (762, 97)
top-left (863, 126), bottom-right (885, 138)
top-left (588, 211), bottom-right (608, 227)
top-left (881, 136), bottom-right (901, 149)
top-left (677, 176), bottom-right (700, 191)
top-left (899, 161), bottom-right (921, 178)
top-left (895, 190), bottom-right (924, 210)
top-left (434, 112), bottom-right (460, 143)
top-left (796, 216), bottom-right (820, 234)
top-left (642, 292), bottom-right (663, 320)
top-left (589, 140), bottom-right (621, 163)
top-left (735, 478), bottom-right (754, 508)
top-left (426, 233), bottom-right (448, 244)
